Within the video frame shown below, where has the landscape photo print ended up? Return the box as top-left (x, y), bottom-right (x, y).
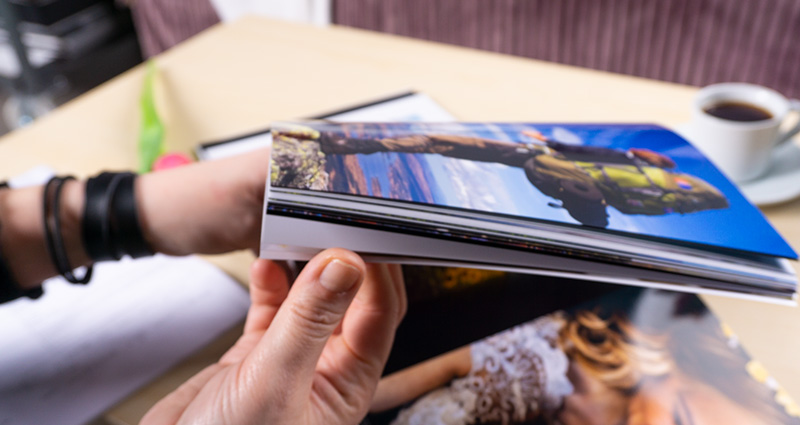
top-left (270, 122), bottom-right (793, 258)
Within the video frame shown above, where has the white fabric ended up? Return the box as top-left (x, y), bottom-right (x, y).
top-left (392, 313), bottom-right (574, 425)
top-left (208, 0), bottom-right (330, 25)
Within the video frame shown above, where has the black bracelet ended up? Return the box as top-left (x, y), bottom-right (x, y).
top-left (83, 172), bottom-right (120, 261)
top-left (43, 176), bottom-right (93, 284)
top-left (111, 173), bottom-right (153, 258)
top-left (82, 172), bottom-right (154, 262)
top-left (0, 181), bottom-right (44, 302)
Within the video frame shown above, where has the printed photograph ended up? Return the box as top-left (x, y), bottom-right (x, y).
top-left (366, 267), bottom-right (800, 425)
top-left (270, 122), bottom-right (794, 258)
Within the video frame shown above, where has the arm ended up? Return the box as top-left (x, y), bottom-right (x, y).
top-left (626, 378), bottom-right (679, 425)
top-left (0, 148), bottom-right (269, 290)
top-left (370, 344), bottom-right (472, 413)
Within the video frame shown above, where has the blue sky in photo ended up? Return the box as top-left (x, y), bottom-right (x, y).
top-left (324, 122), bottom-right (794, 258)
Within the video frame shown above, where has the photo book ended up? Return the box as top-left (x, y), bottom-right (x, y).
top-left (366, 265), bottom-right (800, 424)
top-left (242, 93), bottom-right (799, 422)
top-left (260, 121), bottom-right (798, 303)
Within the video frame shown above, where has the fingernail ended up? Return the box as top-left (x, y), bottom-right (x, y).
top-left (319, 259), bottom-right (361, 293)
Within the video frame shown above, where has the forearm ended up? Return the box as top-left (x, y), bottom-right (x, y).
top-left (136, 148), bottom-right (268, 256)
top-left (371, 345), bottom-right (472, 412)
top-left (1, 148), bottom-right (268, 291)
top-left (0, 180), bottom-right (89, 289)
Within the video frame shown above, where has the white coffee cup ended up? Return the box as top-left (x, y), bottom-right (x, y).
top-left (688, 83), bottom-right (800, 183)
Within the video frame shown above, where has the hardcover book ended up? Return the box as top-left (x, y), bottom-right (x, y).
top-left (260, 121), bottom-right (798, 302)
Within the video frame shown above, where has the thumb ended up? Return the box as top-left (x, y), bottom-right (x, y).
top-left (244, 249), bottom-right (365, 394)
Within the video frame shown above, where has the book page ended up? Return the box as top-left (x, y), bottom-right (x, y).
top-left (369, 268), bottom-right (800, 424)
top-left (0, 256), bottom-right (250, 425)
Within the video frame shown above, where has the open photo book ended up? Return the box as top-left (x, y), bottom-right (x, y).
top-left (367, 266), bottom-right (800, 424)
top-left (260, 121), bottom-right (798, 303)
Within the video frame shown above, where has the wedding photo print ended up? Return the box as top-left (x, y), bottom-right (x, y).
top-left (269, 122), bottom-right (793, 259)
top-left (366, 267), bottom-right (800, 425)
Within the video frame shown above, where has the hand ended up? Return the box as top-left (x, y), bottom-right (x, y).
top-left (142, 248), bottom-right (407, 425)
top-left (137, 148), bottom-right (270, 255)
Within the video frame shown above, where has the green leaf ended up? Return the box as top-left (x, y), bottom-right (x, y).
top-left (138, 60), bottom-right (165, 173)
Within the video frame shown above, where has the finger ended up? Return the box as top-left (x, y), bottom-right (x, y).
top-left (316, 262), bottom-right (406, 405)
top-left (244, 248), bottom-right (365, 390)
top-left (347, 263), bottom-right (406, 357)
top-left (329, 261), bottom-right (406, 335)
top-left (243, 259), bottom-right (290, 334)
top-left (388, 264), bottom-right (407, 324)
top-left (217, 260), bottom-right (290, 366)
top-left (141, 363), bottom-right (225, 425)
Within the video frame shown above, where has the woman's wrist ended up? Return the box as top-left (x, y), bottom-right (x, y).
top-left (135, 149), bottom-right (268, 256)
top-left (135, 163), bottom-right (258, 256)
top-left (135, 170), bottom-right (187, 256)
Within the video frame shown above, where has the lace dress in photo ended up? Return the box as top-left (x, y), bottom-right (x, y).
top-left (391, 313), bottom-right (574, 425)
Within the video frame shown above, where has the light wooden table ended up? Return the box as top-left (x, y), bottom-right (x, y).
top-left (1, 17), bottom-right (798, 424)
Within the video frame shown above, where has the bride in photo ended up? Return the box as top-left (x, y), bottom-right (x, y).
top-left (370, 305), bottom-right (796, 425)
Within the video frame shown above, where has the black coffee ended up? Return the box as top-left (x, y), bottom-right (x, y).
top-left (704, 101), bottom-right (773, 122)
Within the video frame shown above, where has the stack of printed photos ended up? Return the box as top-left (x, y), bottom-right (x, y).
top-left (261, 121), bottom-right (797, 303)
top-left (260, 121), bottom-right (797, 303)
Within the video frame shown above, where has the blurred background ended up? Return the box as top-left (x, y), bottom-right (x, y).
top-left (0, 0), bottom-right (140, 133)
top-left (1, 0), bottom-right (799, 136)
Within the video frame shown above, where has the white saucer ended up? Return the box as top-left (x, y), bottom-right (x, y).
top-left (674, 124), bottom-right (800, 206)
